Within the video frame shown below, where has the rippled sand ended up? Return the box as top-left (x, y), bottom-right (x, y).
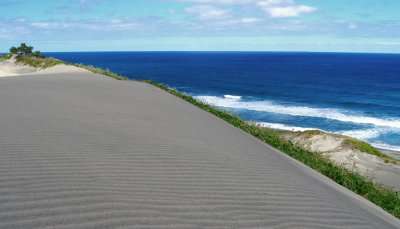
top-left (0, 70), bottom-right (398, 228)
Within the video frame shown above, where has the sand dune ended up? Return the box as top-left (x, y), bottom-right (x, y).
top-left (0, 70), bottom-right (399, 228)
top-left (0, 57), bottom-right (87, 77)
top-left (0, 58), bottom-right (36, 77)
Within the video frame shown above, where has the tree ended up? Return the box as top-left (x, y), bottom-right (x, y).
top-left (10, 46), bottom-right (18, 54)
top-left (18, 43), bottom-right (33, 55)
top-left (9, 43), bottom-right (40, 57)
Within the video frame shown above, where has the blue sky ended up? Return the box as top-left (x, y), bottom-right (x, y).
top-left (1, 0), bottom-right (400, 52)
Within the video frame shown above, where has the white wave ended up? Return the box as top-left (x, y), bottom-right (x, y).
top-left (339, 128), bottom-right (387, 140)
top-left (256, 122), bottom-right (320, 132)
top-left (257, 122), bottom-right (390, 142)
top-left (224, 95), bottom-right (242, 100)
top-left (195, 95), bottom-right (400, 129)
top-left (371, 143), bottom-right (400, 153)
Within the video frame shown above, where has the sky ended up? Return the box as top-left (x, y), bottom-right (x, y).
top-left (1, 0), bottom-right (400, 52)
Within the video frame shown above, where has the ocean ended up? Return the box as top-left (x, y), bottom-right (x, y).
top-left (48, 52), bottom-right (400, 152)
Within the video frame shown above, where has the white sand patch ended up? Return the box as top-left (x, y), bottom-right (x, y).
top-left (32, 64), bottom-right (90, 75)
top-left (0, 69), bottom-right (18, 77)
top-left (281, 130), bottom-right (400, 190)
top-left (0, 58), bottom-right (37, 77)
top-left (0, 57), bottom-right (89, 77)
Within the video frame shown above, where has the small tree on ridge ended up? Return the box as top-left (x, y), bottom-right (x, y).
top-left (9, 43), bottom-right (42, 57)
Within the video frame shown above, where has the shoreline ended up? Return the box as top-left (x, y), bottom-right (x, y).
top-left (195, 94), bottom-right (400, 157)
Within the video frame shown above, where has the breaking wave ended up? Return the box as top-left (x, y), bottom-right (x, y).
top-left (195, 95), bottom-right (400, 129)
top-left (256, 122), bottom-right (321, 132)
top-left (224, 95), bottom-right (242, 100)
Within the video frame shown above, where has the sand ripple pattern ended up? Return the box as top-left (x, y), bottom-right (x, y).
top-left (0, 73), bottom-right (398, 229)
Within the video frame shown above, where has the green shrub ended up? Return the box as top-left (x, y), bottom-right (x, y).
top-left (16, 56), bottom-right (62, 69)
top-left (11, 43), bottom-right (34, 56)
top-left (9, 47), bottom-right (18, 54)
top-left (0, 53), bottom-right (12, 61)
top-left (4, 43), bottom-right (61, 69)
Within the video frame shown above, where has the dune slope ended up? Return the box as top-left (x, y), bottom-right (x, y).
top-left (0, 71), bottom-right (399, 228)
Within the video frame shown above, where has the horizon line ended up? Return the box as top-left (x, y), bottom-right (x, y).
top-left (44, 50), bottom-right (400, 55)
top-left (2, 50), bottom-right (400, 55)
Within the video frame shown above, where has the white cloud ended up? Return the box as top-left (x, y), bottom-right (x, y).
top-left (180, 0), bottom-right (317, 18)
top-left (240, 17), bottom-right (260, 23)
top-left (185, 5), bottom-right (230, 20)
top-left (30, 20), bottom-right (140, 31)
top-left (257, 0), bottom-right (316, 18)
top-left (348, 22), bottom-right (358, 29)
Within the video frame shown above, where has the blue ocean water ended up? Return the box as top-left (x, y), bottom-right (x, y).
top-left (48, 52), bottom-right (400, 151)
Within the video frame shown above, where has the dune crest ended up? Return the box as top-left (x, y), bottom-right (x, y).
top-left (0, 56), bottom-right (87, 77)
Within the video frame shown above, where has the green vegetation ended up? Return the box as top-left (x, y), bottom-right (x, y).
top-left (5, 43), bottom-right (129, 76)
top-left (277, 129), bottom-right (397, 163)
top-left (291, 129), bottom-right (324, 138)
top-left (5, 43), bottom-right (62, 69)
top-left (145, 80), bottom-right (400, 219)
top-left (16, 56), bottom-right (62, 69)
top-left (344, 138), bottom-right (397, 163)
top-left (0, 53), bottom-right (12, 61)
top-left (72, 64), bottom-right (128, 80)
top-left (10, 43), bottom-right (43, 58)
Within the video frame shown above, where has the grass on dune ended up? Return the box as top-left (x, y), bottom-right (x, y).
top-left (0, 53), bottom-right (12, 61)
top-left (144, 80), bottom-right (400, 219)
top-left (3, 43), bottom-right (62, 69)
top-left (16, 55), bottom-right (63, 69)
top-left (344, 138), bottom-right (397, 163)
top-left (72, 64), bottom-right (128, 80)
top-left (283, 129), bottom-right (397, 163)
top-left (10, 53), bottom-right (128, 80)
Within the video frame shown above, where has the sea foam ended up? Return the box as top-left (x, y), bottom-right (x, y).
top-left (256, 122), bottom-right (320, 132)
top-left (371, 143), bottom-right (400, 154)
top-left (224, 95), bottom-right (242, 100)
top-left (195, 95), bottom-right (400, 129)
top-left (339, 128), bottom-right (389, 140)
top-left (257, 122), bottom-right (385, 140)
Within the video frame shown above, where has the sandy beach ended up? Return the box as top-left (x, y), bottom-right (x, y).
top-left (0, 66), bottom-right (398, 228)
